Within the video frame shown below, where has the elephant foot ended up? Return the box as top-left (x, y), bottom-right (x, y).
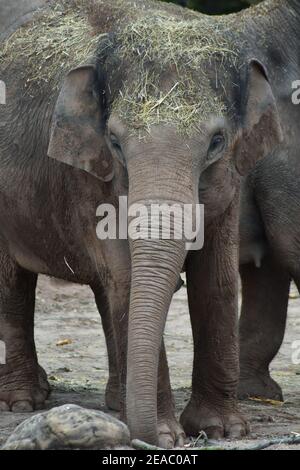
top-left (180, 398), bottom-right (249, 439)
top-left (238, 371), bottom-right (283, 401)
top-left (105, 375), bottom-right (121, 411)
top-left (0, 363), bottom-right (50, 412)
top-left (157, 413), bottom-right (186, 449)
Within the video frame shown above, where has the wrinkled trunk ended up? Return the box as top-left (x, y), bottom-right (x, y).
top-left (127, 234), bottom-right (187, 444)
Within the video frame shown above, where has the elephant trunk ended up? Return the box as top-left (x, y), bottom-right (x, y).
top-left (125, 142), bottom-right (197, 444)
top-left (126, 203), bottom-right (188, 444)
top-left (127, 237), bottom-right (186, 444)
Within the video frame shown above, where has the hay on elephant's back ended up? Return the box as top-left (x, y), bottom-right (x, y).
top-left (0, 0), bottom-right (143, 92)
top-left (0, 2), bottom-right (108, 93)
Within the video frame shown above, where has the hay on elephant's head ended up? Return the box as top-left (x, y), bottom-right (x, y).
top-left (112, 12), bottom-right (238, 135)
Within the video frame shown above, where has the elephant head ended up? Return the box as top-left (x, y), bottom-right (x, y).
top-left (48, 9), bottom-right (283, 445)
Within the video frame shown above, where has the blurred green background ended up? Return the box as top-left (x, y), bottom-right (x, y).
top-left (162, 0), bottom-right (262, 14)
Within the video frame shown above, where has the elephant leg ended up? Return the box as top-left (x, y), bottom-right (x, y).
top-left (0, 250), bottom-right (49, 412)
top-left (92, 286), bottom-right (120, 411)
top-left (157, 340), bottom-right (185, 448)
top-left (238, 256), bottom-right (290, 401)
top-left (180, 201), bottom-right (249, 439)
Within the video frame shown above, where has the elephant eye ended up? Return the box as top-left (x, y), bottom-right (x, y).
top-left (207, 132), bottom-right (225, 158)
top-left (110, 133), bottom-right (121, 150)
top-left (110, 133), bottom-right (125, 166)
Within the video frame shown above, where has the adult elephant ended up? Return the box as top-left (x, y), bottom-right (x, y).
top-left (0, 0), bottom-right (130, 415)
top-left (234, 0), bottom-right (300, 403)
top-left (238, 98), bottom-right (300, 401)
top-left (0, 0), bottom-right (286, 447)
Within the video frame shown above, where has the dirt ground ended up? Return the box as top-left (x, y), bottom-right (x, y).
top-left (0, 275), bottom-right (299, 450)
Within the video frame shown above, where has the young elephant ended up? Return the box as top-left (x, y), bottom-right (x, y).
top-left (0, 0), bottom-right (285, 447)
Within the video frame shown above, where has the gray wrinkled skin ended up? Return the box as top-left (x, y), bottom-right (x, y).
top-left (0, 0), bottom-right (47, 40)
top-left (2, 404), bottom-right (130, 450)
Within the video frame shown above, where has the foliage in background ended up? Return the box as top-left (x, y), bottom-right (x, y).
top-left (162, 0), bottom-right (262, 14)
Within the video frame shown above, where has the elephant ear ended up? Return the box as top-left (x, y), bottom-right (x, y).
top-left (235, 59), bottom-right (283, 176)
top-left (48, 65), bottom-right (114, 182)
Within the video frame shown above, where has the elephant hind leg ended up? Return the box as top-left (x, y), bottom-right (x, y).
top-left (238, 255), bottom-right (290, 401)
top-left (0, 250), bottom-right (49, 412)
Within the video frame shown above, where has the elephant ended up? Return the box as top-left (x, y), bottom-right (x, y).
top-left (235, 1), bottom-right (300, 403)
top-left (238, 146), bottom-right (300, 398)
top-left (0, 0), bottom-right (290, 447)
top-left (0, 0), bottom-right (131, 415)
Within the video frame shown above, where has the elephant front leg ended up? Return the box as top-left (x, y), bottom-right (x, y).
top-left (0, 252), bottom-right (50, 412)
top-left (180, 204), bottom-right (249, 439)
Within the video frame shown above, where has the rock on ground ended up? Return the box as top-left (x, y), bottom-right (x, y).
top-left (2, 404), bottom-right (130, 450)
